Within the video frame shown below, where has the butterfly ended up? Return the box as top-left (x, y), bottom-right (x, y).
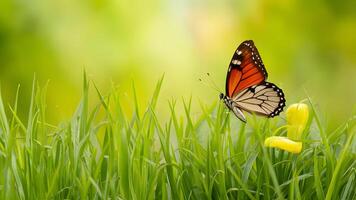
top-left (219, 40), bottom-right (286, 122)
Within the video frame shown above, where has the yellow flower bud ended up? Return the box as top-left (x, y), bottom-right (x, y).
top-left (264, 136), bottom-right (302, 154)
top-left (286, 103), bottom-right (309, 141)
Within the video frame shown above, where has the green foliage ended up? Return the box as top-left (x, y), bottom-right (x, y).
top-left (0, 76), bottom-right (355, 199)
top-left (1, 0), bottom-right (356, 126)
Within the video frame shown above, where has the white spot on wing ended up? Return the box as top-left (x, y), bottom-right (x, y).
top-left (232, 59), bottom-right (241, 65)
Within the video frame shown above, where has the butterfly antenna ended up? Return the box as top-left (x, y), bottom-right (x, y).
top-left (198, 76), bottom-right (221, 93)
top-left (206, 72), bottom-right (222, 93)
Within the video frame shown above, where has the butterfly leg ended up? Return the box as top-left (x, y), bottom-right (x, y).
top-left (232, 105), bottom-right (246, 123)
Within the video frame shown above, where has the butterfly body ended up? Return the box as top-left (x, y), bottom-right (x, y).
top-left (221, 40), bottom-right (286, 122)
top-left (220, 93), bottom-right (247, 122)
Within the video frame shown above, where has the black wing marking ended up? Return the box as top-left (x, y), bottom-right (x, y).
top-left (232, 82), bottom-right (286, 117)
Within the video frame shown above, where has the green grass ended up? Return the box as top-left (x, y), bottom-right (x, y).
top-left (0, 74), bottom-right (355, 199)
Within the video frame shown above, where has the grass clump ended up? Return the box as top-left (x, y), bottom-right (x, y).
top-left (0, 74), bottom-right (355, 199)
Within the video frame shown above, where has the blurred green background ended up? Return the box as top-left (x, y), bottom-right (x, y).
top-left (0, 0), bottom-right (355, 128)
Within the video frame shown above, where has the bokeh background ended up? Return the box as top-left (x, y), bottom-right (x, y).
top-left (0, 0), bottom-right (355, 128)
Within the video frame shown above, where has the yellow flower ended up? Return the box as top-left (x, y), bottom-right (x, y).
top-left (264, 103), bottom-right (309, 154)
top-left (264, 136), bottom-right (302, 154)
top-left (286, 103), bottom-right (309, 140)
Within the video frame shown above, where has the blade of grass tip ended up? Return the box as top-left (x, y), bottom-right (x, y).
top-left (111, 84), bottom-right (125, 123)
top-left (169, 99), bottom-right (182, 140)
top-left (327, 122), bottom-right (347, 144)
top-left (93, 81), bottom-right (114, 123)
top-left (93, 82), bottom-right (108, 110)
top-left (10, 84), bottom-right (20, 130)
top-left (8, 106), bottom-right (27, 133)
top-left (141, 75), bottom-right (164, 138)
top-left (182, 96), bottom-right (194, 134)
top-left (7, 104), bottom-right (26, 173)
top-left (131, 80), bottom-right (141, 123)
top-left (38, 80), bottom-right (49, 138)
top-left (307, 97), bottom-right (335, 171)
top-left (147, 74), bottom-right (164, 111)
top-left (26, 75), bottom-right (36, 146)
top-left (86, 103), bottom-right (101, 133)
top-left (325, 121), bottom-right (355, 200)
top-left (81, 70), bottom-right (89, 138)
top-left (0, 86), bottom-right (10, 137)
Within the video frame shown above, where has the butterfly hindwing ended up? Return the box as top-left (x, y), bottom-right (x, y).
top-left (226, 40), bottom-right (268, 97)
top-left (232, 82), bottom-right (286, 117)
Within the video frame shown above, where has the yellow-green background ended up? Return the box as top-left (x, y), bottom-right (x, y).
top-left (1, 0), bottom-right (355, 127)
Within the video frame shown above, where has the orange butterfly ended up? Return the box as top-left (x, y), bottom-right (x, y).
top-left (220, 40), bottom-right (286, 122)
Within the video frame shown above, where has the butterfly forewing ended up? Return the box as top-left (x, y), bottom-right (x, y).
top-left (226, 40), bottom-right (268, 97)
top-left (233, 82), bottom-right (286, 117)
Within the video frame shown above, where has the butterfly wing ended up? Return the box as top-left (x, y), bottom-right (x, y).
top-left (225, 40), bottom-right (268, 97)
top-left (232, 82), bottom-right (286, 117)
top-left (224, 40), bottom-right (286, 120)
